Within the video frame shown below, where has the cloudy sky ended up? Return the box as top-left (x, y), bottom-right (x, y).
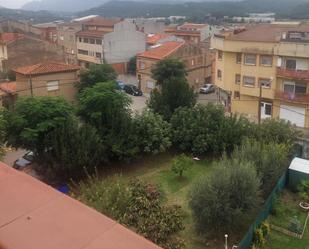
top-left (0, 0), bottom-right (31, 8)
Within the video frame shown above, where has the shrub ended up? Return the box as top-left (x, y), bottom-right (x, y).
top-left (288, 216), bottom-right (302, 234)
top-left (253, 228), bottom-right (265, 248)
top-left (261, 221), bottom-right (271, 237)
top-left (171, 154), bottom-right (192, 178)
top-left (189, 158), bottom-right (260, 233)
top-left (298, 179), bottom-right (309, 202)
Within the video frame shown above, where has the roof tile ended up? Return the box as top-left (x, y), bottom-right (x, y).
top-left (138, 41), bottom-right (184, 60)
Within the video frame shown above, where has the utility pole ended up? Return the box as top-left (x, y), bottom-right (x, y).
top-left (29, 73), bottom-right (33, 97)
top-left (258, 83), bottom-right (262, 125)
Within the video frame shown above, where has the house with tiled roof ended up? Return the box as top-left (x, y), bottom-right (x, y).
top-left (146, 33), bottom-right (183, 49)
top-left (137, 41), bottom-right (207, 96)
top-left (12, 62), bottom-right (80, 103)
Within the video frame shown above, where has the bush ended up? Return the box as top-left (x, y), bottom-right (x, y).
top-left (171, 104), bottom-right (251, 155)
top-left (171, 154), bottom-right (192, 178)
top-left (298, 179), bottom-right (309, 202)
top-left (133, 110), bottom-right (171, 154)
top-left (253, 228), bottom-right (265, 248)
top-left (261, 221), bottom-right (271, 237)
top-left (232, 139), bottom-right (289, 196)
top-left (189, 158), bottom-right (260, 233)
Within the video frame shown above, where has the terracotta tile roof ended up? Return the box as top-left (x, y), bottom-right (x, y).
top-left (13, 62), bottom-right (80, 76)
top-left (179, 23), bottom-right (208, 30)
top-left (0, 81), bottom-right (16, 94)
top-left (0, 162), bottom-right (162, 249)
top-left (147, 34), bottom-right (171, 45)
top-left (0, 33), bottom-right (25, 44)
top-left (76, 30), bottom-right (107, 38)
top-left (226, 23), bottom-right (309, 43)
top-left (83, 17), bottom-right (122, 27)
top-left (138, 41), bottom-right (184, 60)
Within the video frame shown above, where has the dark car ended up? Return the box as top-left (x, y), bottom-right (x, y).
top-left (13, 151), bottom-right (34, 170)
top-left (124, 84), bottom-right (143, 96)
top-left (199, 84), bottom-right (216, 94)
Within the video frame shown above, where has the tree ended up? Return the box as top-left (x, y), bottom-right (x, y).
top-left (78, 82), bottom-right (138, 160)
top-left (189, 158), bottom-right (260, 233)
top-left (171, 104), bottom-right (250, 155)
top-left (78, 64), bottom-right (117, 91)
top-left (128, 56), bottom-right (137, 75)
top-left (148, 58), bottom-right (196, 120)
top-left (171, 154), bottom-right (192, 178)
top-left (232, 139), bottom-right (289, 196)
top-left (3, 96), bottom-right (74, 156)
top-left (133, 110), bottom-right (171, 154)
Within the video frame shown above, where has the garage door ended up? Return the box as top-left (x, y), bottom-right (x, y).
top-left (279, 105), bottom-right (305, 127)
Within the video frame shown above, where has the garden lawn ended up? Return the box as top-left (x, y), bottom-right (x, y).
top-left (264, 190), bottom-right (309, 249)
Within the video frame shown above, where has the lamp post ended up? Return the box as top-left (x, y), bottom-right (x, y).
top-left (225, 234), bottom-right (228, 249)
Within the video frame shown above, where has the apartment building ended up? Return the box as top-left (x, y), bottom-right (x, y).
top-left (211, 23), bottom-right (309, 128)
top-left (136, 41), bottom-right (206, 97)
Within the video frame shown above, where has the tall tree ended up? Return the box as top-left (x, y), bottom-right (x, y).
top-left (78, 64), bottom-right (117, 91)
top-left (148, 59), bottom-right (196, 120)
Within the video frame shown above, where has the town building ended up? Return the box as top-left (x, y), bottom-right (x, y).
top-left (136, 41), bottom-right (206, 96)
top-left (33, 21), bottom-right (63, 44)
top-left (165, 23), bottom-right (211, 43)
top-left (0, 33), bottom-right (65, 73)
top-left (13, 62), bottom-right (80, 103)
top-left (146, 33), bottom-right (183, 49)
top-left (232, 13), bottom-right (275, 23)
top-left (211, 23), bottom-right (309, 128)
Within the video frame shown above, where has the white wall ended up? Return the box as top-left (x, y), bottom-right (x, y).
top-left (103, 20), bottom-right (146, 64)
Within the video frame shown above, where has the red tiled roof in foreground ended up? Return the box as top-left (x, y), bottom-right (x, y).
top-left (0, 162), bottom-right (162, 249)
top-left (0, 33), bottom-right (25, 44)
top-left (13, 62), bottom-right (80, 76)
top-left (138, 41), bottom-right (184, 60)
top-left (0, 81), bottom-right (16, 94)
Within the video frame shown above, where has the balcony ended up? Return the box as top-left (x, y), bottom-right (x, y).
top-left (277, 67), bottom-right (309, 80)
top-left (275, 90), bottom-right (309, 103)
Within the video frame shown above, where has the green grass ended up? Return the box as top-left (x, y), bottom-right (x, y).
top-left (264, 190), bottom-right (309, 249)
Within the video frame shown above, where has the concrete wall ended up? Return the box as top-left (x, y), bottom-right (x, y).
top-left (77, 38), bottom-right (103, 65)
top-left (16, 71), bottom-right (79, 103)
top-left (0, 20), bottom-right (42, 37)
top-left (103, 21), bottom-right (146, 64)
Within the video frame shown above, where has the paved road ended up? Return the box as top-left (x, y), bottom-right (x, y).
top-left (3, 149), bottom-right (27, 166)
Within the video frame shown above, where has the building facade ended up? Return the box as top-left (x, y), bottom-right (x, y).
top-left (211, 23), bottom-right (309, 128)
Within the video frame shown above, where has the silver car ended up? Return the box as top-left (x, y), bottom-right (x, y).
top-left (13, 151), bottom-right (34, 170)
top-left (199, 84), bottom-right (216, 94)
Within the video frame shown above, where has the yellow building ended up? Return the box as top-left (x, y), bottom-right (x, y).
top-left (211, 23), bottom-right (309, 128)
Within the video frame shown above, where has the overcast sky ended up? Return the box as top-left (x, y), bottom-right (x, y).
top-left (0, 0), bottom-right (31, 8)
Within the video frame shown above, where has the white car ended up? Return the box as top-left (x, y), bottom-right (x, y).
top-left (199, 84), bottom-right (216, 94)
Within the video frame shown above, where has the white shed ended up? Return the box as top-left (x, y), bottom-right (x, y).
top-left (288, 157), bottom-right (309, 190)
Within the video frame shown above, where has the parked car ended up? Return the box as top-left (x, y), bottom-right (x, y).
top-left (124, 84), bottom-right (143, 96)
top-left (199, 84), bottom-right (216, 94)
top-left (13, 151), bottom-right (34, 170)
top-left (116, 80), bottom-right (125, 91)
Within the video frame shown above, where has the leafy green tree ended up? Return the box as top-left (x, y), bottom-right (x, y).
top-left (78, 64), bottom-right (117, 91)
top-left (78, 82), bottom-right (138, 160)
top-left (232, 139), bottom-right (289, 196)
top-left (298, 179), bottom-right (309, 202)
top-left (171, 154), bottom-right (192, 178)
top-left (171, 104), bottom-right (250, 155)
top-left (148, 58), bottom-right (196, 120)
top-left (189, 158), bottom-right (260, 233)
top-left (133, 110), bottom-right (171, 154)
top-left (128, 56), bottom-right (137, 75)
top-left (3, 96), bottom-right (74, 156)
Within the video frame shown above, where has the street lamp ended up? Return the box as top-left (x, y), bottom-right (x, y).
top-left (225, 234), bottom-right (228, 249)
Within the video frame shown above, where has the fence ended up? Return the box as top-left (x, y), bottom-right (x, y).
top-left (238, 171), bottom-right (288, 249)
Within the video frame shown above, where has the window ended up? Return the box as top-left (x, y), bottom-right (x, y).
top-left (283, 81), bottom-right (295, 93)
top-left (295, 83), bottom-right (307, 94)
top-left (79, 37), bottom-right (82, 42)
top-left (218, 50), bottom-right (223, 60)
top-left (234, 91), bottom-right (240, 99)
top-left (59, 35), bottom-right (64, 41)
top-left (244, 54), bottom-right (256, 65)
top-left (259, 78), bottom-right (271, 88)
top-left (191, 59), bottom-right (195, 66)
top-left (260, 55), bottom-right (272, 66)
top-left (96, 39), bottom-right (102, 45)
top-left (261, 102), bottom-right (272, 118)
top-left (236, 53), bottom-right (242, 64)
top-left (47, 80), bottom-right (59, 91)
top-left (286, 59), bottom-right (296, 70)
top-left (146, 81), bottom-right (155, 89)
top-left (96, 52), bottom-right (102, 58)
top-left (235, 74), bottom-right (241, 84)
top-left (217, 69), bottom-right (222, 80)
top-left (83, 38), bottom-right (89, 43)
top-left (89, 39), bottom-right (95, 44)
top-left (78, 49), bottom-right (88, 55)
top-left (285, 81), bottom-right (308, 94)
top-left (139, 61), bottom-right (145, 70)
top-left (243, 76), bottom-right (255, 87)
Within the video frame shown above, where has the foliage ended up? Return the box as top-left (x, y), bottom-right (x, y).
top-left (298, 179), bottom-right (309, 202)
top-left (3, 96), bottom-right (74, 156)
top-left (78, 64), bottom-right (117, 91)
top-left (128, 56), bottom-right (137, 75)
top-left (253, 119), bottom-right (300, 146)
top-left (133, 110), bottom-right (171, 154)
top-left (41, 119), bottom-right (105, 181)
top-left (78, 82), bottom-right (138, 160)
top-left (232, 139), bottom-right (289, 196)
top-left (189, 158), bottom-right (260, 233)
top-left (288, 216), bottom-right (302, 234)
top-left (171, 154), bottom-right (192, 178)
top-left (148, 58), bottom-right (196, 120)
top-left (171, 104), bottom-right (251, 155)
top-left (253, 228), bottom-right (266, 248)
top-left (261, 221), bottom-right (271, 237)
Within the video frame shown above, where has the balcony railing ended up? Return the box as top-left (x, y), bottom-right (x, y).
top-left (277, 67), bottom-right (309, 80)
top-left (275, 90), bottom-right (309, 103)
